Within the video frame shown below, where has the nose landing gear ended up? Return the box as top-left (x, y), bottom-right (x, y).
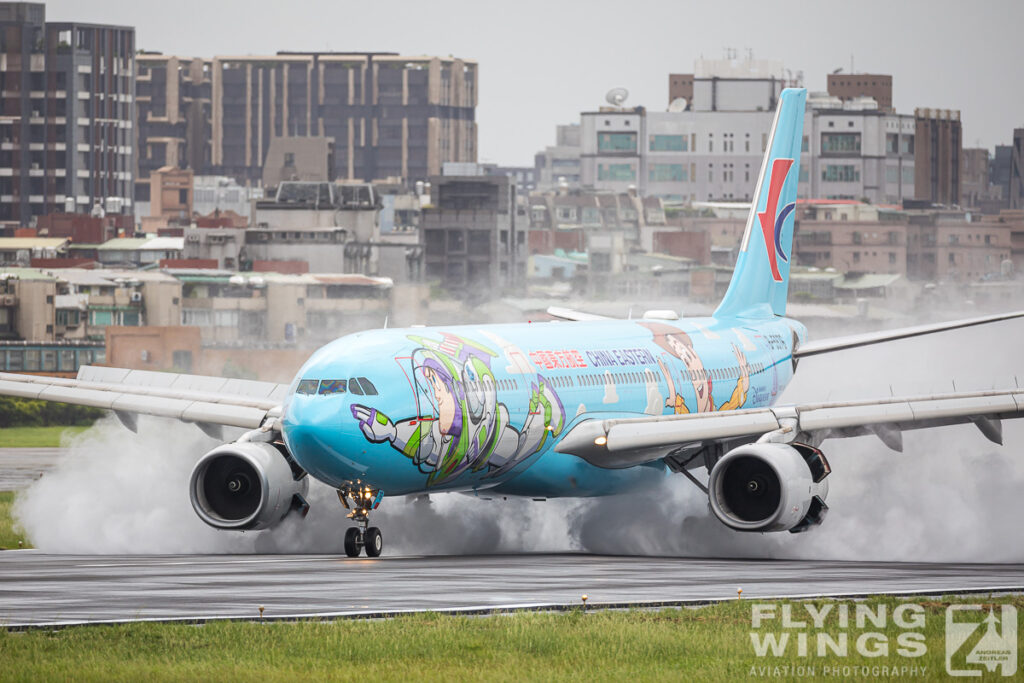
top-left (338, 485), bottom-right (383, 558)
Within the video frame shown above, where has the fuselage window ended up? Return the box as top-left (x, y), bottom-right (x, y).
top-left (296, 379), bottom-right (319, 395)
top-left (319, 379), bottom-right (347, 395)
top-left (349, 378), bottom-right (364, 395)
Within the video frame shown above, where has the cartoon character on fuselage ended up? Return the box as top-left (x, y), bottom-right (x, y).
top-left (642, 322), bottom-right (750, 414)
top-left (351, 332), bottom-right (566, 487)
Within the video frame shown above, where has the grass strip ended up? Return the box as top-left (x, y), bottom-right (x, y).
top-left (0, 425), bottom-right (90, 448)
top-left (0, 595), bottom-right (1020, 681)
top-left (0, 491), bottom-right (28, 549)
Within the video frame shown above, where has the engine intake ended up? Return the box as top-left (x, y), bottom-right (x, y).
top-left (708, 442), bottom-right (829, 533)
top-left (189, 441), bottom-right (308, 530)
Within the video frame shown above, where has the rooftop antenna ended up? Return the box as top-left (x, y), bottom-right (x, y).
top-left (605, 87), bottom-right (629, 107)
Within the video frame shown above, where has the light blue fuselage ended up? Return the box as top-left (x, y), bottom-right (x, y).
top-left (281, 315), bottom-right (805, 499)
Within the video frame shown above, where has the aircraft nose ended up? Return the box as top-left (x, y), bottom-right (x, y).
top-left (283, 395), bottom-right (356, 484)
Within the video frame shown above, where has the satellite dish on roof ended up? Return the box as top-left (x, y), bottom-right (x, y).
top-left (668, 97), bottom-right (688, 112)
top-left (605, 87), bottom-right (629, 107)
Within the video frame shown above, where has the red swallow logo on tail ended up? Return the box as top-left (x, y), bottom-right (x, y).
top-left (758, 158), bottom-right (796, 283)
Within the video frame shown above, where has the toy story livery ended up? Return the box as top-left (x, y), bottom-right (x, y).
top-left (3, 88), bottom-right (1023, 557)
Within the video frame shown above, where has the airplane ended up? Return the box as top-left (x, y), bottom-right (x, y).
top-left (2, 87), bottom-right (1023, 558)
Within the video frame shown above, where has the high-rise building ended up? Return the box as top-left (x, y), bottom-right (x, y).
top-left (1010, 128), bottom-right (1024, 211)
top-left (827, 73), bottom-right (893, 112)
top-left (135, 52), bottom-right (477, 193)
top-left (134, 54), bottom-right (212, 201)
top-left (0, 2), bottom-right (135, 226)
top-left (914, 108), bottom-right (961, 206)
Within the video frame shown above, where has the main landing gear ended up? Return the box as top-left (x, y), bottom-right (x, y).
top-left (337, 485), bottom-right (383, 558)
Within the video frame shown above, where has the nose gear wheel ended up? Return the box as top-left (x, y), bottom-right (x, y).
top-left (337, 485), bottom-right (383, 558)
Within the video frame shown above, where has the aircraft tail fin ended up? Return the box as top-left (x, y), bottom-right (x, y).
top-left (713, 88), bottom-right (807, 320)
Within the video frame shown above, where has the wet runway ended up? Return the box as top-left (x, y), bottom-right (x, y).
top-left (0, 448), bottom-right (66, 491)
top-left (1, 552), bottom-right (1022, 627)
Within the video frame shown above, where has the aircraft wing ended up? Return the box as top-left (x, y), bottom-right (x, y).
top-left (794, 310), bottom-right (1024, 358)
top-left (0, 365), bottom-right (288, 432)
top-left (555, 388), bottom-right (1024, 469)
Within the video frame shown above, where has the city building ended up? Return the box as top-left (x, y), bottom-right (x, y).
top-left (1010, 129), bottom-right (1024, 211)
top-left (826, 73), bottom-right (893, 112)
top-left (580, 84), bottom-right (918, 205)
top-left (582, 60), bottom-right (949, 206)
top-left (138, 53), bottom-right (477, 189)
top-left (990, 143), bottom-right (1013, 210)
top-left (421, 175), bottom-right (522, 297)
top-left (534, 124), bottom-right (581, 191)
top-left (134, 54), bottom-right (211, 201)
top-left (960, 148), bottom-right (990, 208)
top-left (140, 165), bottom-right (192, 230)
top-left (0, 236), bottom-right (68, 264)
top-left (914, 108), bottom-right (961, 205)
top-left (90, 236), bottom-right (183, 267)
top-left (249, 180), bottom-right (381, 273)
top-left (793, 201), bottom-right (1012, 282)
top-left (0, 266), bottom-right (55, 339)
top-left (802, 93), bottom-right (917, 204)
top-left (192, 175), bottom-right (257, 219)
top-left (173, 269), bottom-right (391, 345)
top-left (667, 74), bottom-right (693, 108)
top-left (0, 2), bottom-right (135, 226)
top-left (526, 189), bottom-right (665, 254)
top-left (261, 136), bottom-right (334, 189)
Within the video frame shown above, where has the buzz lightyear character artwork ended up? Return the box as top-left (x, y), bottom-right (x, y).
top-left (351, 333), bottom-right (565, 487)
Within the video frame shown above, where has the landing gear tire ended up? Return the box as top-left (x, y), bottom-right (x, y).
top-left (364, 527), bottom-right (383, 557)
top-left (343, 527), bottom-right (360, 558)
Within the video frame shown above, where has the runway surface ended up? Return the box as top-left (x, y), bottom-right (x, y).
top-left (2, 552), bottom-right (1023, 627)
top-left (0, 448), bottom-right (67, 491)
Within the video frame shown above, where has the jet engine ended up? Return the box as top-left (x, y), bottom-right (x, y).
top-left (707, 442), bottom-right (830, 533)
top-left (189, 441), bottom-right (308, 530)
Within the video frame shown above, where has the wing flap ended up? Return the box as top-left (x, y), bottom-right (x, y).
top-left (607, 410), bottom-right (781, 451)
top-left (0, 367), bottom-right (286, 430)
top-left (557, 389), bottom-right (1024, 469)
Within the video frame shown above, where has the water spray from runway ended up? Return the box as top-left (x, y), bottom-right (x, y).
top-left (13, 318), bottom-right (1024, 559)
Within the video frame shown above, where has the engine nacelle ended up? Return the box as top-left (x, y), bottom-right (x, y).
top-left (707, 442), bottom-right (830, 533)
top-left (189, 441), bottom-right (308, 530)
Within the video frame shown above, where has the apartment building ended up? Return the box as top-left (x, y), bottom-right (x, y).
top-left (134, 53), bottom-right (211, 194)
top-left (0, 2), bottom-right (135, 226)
top-left (136, 52), bottom-right (477, 192)
top-left (915, 108), bottom-right (961, 206)
top-left (421, 175), bottom-right (522, 296)
top-left (793, 201), bottom-right (1012, 282)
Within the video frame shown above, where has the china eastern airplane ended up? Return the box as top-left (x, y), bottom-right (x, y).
top-left (2, 87), bottom-right (1023, 558)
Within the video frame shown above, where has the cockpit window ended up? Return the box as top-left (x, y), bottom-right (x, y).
top-left (358, 378), bottom-right (378, 395)
top-left (349, 377), bottom-right (364, 395)
top-left (296, 379), bottom-right (319, 395)
top-left (319, 379), bottom-right (347, 395)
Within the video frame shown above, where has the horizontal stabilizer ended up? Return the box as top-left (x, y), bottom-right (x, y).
top-left (545, 306), bottom-right (613, 322)
top-left (794, 310), bottom-right (1024, 358)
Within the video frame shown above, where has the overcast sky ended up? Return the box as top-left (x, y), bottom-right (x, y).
top-left (45, 0), bottom-right (1024, 166)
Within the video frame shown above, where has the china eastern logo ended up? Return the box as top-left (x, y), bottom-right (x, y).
top-left (758, 158), bottom-right (796, 283)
